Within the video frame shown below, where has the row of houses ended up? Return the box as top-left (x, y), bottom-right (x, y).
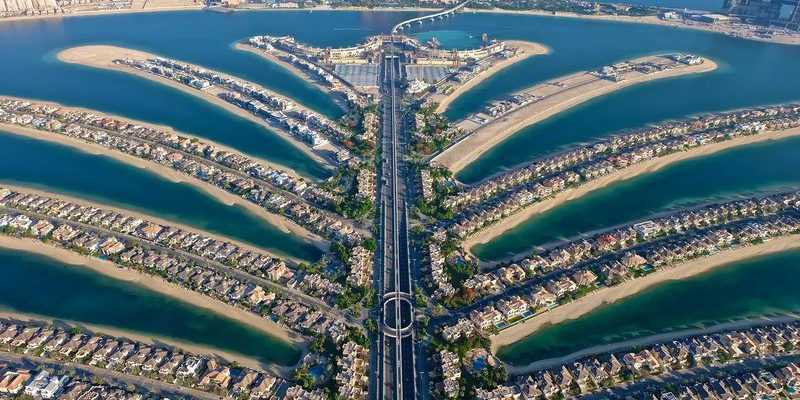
top-left (0, 209), bottom-right (348, 342)
top-left (445, 112), bottom-right (800, 239)
top-left (427, 242), bottom-right (458, 300)
top-left (0, 99), bottom-right (360, 244)
top-left (334, 341), bottom-right (369, 400)
top-left (0, 0), bottom-right (131, 19)
top-left (0, 366), bottom-right (149, 400)
top-left (410, 110), bottom-right (463, 152)
top-left (0, 321), bottom-right (281, 398)
top-left (113, 56), bottom-right (354, 159)
top-left (356, 168), bottom-right (376, 202)
top-left (444, 103), bottom-right (800, 212)
top-left (644, 364), bottom-right (800, 400)
top-left (442, 212), bottom-right (800, 341)
top-left (0, 186), bottom-right (349, 304)
top-left (472, 322), bottom-right (800, 400)
top-left (434, 349), bottom-right (461, 398)
top-left (346, 245), bottom-right (374, 288)
top-left (457, 191), bottom-right (800, 301)
top-left (245, 36), bottom-right (372, 109)
top-left (450, 54), bottom-right (699, 142)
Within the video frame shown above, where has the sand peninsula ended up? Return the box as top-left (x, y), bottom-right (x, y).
top-left (431, 54), bottom-right (718, 174)
top-left (0, 183), bottom-right (311, 264)
top-left (0, 122), bottom-right (324, 248)
top-left (234, 42), bottom-right (352, 111)
top-left (490, 234), bottom-right (800, 355)
top-left (0, 236), bottom-right (304, 353)
top-left (502, 313), bottom-right (800, 374)
top-left (463, 127), bottom-right (800, 254)
top-left (0, 310), bottom-right (293, 376)
top-left (0, 99), bottom-right (326, 250)
top-left (431, 40), bottom-right (551, 114)
top-left (57, 45), bottom-right (336, 169)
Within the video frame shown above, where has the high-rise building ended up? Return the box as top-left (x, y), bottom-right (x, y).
top-left (722, 0), bottom-right (800, 30)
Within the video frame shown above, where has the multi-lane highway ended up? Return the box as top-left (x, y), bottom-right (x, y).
top-left (376, 35), bottom-right (417, 400)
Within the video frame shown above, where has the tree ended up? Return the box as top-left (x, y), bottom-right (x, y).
top-left (292, 365), bottom-right (315, 389)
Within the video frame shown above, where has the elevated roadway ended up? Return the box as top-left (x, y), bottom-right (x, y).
top-left (391, 1), bottom-right (469, 33)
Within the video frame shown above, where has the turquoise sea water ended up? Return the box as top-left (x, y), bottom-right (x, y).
top-left (0, 247), bottom-right (300, 366)
top-left (1, 8), bottom-right (800, 367)
top-left (498, 249), bottom-right (800, 365)
top-left (0, 131), bottom-right (323, 262)
top-left (473, 136), bottom-right (800, 261)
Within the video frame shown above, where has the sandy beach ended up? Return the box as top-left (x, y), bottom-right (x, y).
top-left (0, 183), bottom-right (312, 264)
top-left (0, 95), bottom-right (303, 180)
top-left (432, 56), bottom-right (718, 174)
top-left (0, 310), bottom-right (292, 375)
top-left (0, 121), bottom-right (327, 250)
top-left (0, 3), bottom-right (203, 24)
top-left (432, 40), bottom-right (550, 114)
top-left (57, 45), bottom-right (334, 169)
top-left (235, 43), bottom-right (351, 110)
top-left (503, 313), bottom-right (800, 374)
top-left (0, 236), bottom-right (304, 350)
top-left (464, 127), bottom-right (800, 254)
top-left (490, 234), bottom-right (800, 353)
top-left (469, 8), bottom-right (800, 46)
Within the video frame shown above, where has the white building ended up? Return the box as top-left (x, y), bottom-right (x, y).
top-left (24, 370), bottom-right (68, 399)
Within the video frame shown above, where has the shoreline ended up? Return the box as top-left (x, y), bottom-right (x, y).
top-left (433, 56), bottom-right (718, 174)
top-left (490, 234), bottom-right (800, 353)
top-left (0, 183), bottom-right (309, 264)
top-left (0, 236), bottom-right (304, 350)
top-left (0, 95), bottom-right (304, 180)
top-left (469, 8), bottom-right (800, 46)
top-left (465, 127), bottom-right (800, 256)
top-left (234, 42), bottom-right (351, 111)
top-left (0, 309), bottom-right (290, 376)
top-left (0, 122), bottom-right (328, 252)
top-left (0, 4), bottom-right (203, 24)
top-left (433, 40), bottom-right (551, 114)
top-left (56, 45), bottom-right (333, 169)
top-left (502, 313), bottom-right (800, 374)
top-left (3, 6), bottom-right (798, 47)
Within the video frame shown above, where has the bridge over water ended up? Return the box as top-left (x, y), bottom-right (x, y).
top-left (391, 1), bottom-right (469, 34)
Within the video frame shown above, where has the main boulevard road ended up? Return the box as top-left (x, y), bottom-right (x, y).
top-left (375, 36), bottom-right (417, 400)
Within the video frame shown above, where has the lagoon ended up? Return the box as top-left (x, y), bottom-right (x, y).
top-left (0, 131), bottom-right (323, 262)
top-left (0, 247), bottom-right (300, 366)
top-left (498, 249), bottom-right (800, 365)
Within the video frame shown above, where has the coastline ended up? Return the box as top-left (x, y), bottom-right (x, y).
top-left (490, 234), bottom-right (800, 353)
top-left (0, 95), bottom-right (304, 180)
top-left (234, 42), bottom-right (350, 111)
top-left (502, 313), bottom-right (800, 374)
top-left (0, 4), bottom-right (203, 24)
top-left (0, 309), bottom-right (290, 375)
top-left (469, 8), bottom-right (800, 46)
top-left (464, 127), bottom-right (800, 255)
top-left (433, 40), bottom-right (551, 114)
top-left (0, 183), bottom-right (309, 264)
top-left (433, 56), bottom-right (718, 174)
top-left (0, 236), bottom-right (304, 350)
top-left (3, 6), bottom-right (798, 47)
top-left (56, 45), bottom-right (333, 169)
top-left (0, 122), bottom-right (328, 251)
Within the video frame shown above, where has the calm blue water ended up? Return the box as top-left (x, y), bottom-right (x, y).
top-left (474, 136), bottom-right (800, 261)
top-left (2, 8), bottom-right (800, 363)
top-left (0, 131), bottom-right (323, 262)
top-left (0, 247), bottom-right (300, 366)
top-left (500, 249), bottom-right (800, 365)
